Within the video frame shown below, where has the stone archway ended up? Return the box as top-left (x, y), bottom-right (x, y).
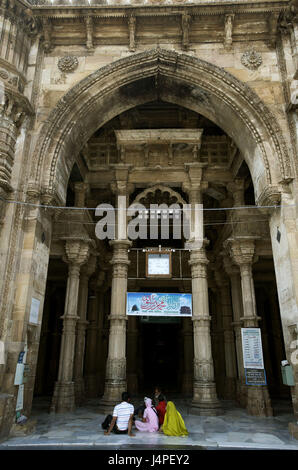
top-left (29, 48), bottom-right (293, 208)
top-left (21, 47), bottom-right (298, 419)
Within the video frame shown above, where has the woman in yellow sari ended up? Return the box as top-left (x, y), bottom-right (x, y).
top-left (161, 401), bottom-right (188, 437)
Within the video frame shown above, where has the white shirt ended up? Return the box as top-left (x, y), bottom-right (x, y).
top-left (113, 401), bottom-right (134, 431)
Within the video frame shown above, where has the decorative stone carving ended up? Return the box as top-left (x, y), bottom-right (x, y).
top-left (224, 14), bottom-right (234, 48)
top-left (57, 56), bottom-right (79, 74)
top-left (241, 49), bottom-right (262, 70)
top-left (33, 48), bottom-right (292, 200)
top-left (0, 70), bottom-right (9, 80)
top-left (128, 15), bottom-right (136, 52)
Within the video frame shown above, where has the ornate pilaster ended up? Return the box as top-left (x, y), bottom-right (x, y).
top-left (51, 239), bottom-right (90, 413)
top-left (189, 244), bottom-right (221, 415)
top-left (224, 237), bottom-right (273, 417)
top-left (0, 89), bottom-right (32, 222)
top-left (73, 254), bottom-right (97, 406)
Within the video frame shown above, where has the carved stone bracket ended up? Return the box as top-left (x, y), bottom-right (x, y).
top-left (181, 12), bottom-right (191, 51)
top-left (267, 12), bottom-right (279, 48)
top-left (224, 14), bottom-right (235, 49)
top-left (128, 15), bottom-right (136, 53)
top-left (85, 17), bottom-right (94, 51)
top-left (41, 17), bottom-right (52, 52)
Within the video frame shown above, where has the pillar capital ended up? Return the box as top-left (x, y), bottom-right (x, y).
top-left (63, 238), bottom-right (91, 268)
top-left (224, 237), bottom-right (258, 267)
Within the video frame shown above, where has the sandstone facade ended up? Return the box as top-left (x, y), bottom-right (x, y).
top-left (0, 0), bottom-right (298, 439)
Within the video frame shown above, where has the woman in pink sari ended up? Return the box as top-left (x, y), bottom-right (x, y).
top-left (135, 398), bottom-right (159, 433)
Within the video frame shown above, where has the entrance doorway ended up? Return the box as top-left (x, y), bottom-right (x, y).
top-left (140, 321), bottom-right (182, 395)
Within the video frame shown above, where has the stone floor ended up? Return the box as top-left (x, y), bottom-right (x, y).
top-left (1, 397), bottom-right (298, 450)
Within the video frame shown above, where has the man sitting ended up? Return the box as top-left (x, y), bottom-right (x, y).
top-left (103, 392), bottom-right (135, 437)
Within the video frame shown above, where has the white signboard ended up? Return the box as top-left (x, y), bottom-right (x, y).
top-left (147, 254), bottom-right (171, 276)
top-left (16, 384), bottom-right (24, 411)
top-left (241, 328), bottom-right (264, 369)
top-left (0, 340), bottom-right (5, 364)
top-left (29, 297), bottom-right (40, 324)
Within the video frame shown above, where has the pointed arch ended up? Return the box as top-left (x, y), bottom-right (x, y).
top-left (29, 48), bottom-right (293, 205)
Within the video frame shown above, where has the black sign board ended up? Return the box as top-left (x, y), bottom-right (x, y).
top-left (245, 368), bottom-right (267, 386)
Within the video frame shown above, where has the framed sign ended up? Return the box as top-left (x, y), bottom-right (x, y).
top-left (245, 368), bottom-right (267, 386)
top-left (146, 252), bottom-right (172, 278)
top-left (16, 384), bottom-right (24, 411)
top-left (241, 328), bottom-right (264, 369)
top-left (29, 297), bottom-right (40, 325)
top-left (127, 292), bottom-right (192, 317)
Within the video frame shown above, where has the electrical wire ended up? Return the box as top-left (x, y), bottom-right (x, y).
top-left (0, 195), bottom-right (295, 212)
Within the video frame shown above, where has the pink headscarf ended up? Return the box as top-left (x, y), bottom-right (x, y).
top-left (145, 398), bottom-right (153, 408)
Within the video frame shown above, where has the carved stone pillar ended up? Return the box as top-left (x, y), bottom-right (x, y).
top-left (214, 270), bottom-right (237, 400)
top-left (223, 257), bottom-right (247, 407)
top-left (51, 239), bottom-right (90, 413)
top-left (226, 237), bottom-right (273, 417)
top-left (189, 244), bottom-right (221, 415)
top-left (73, 255), bottom-right (97, 406)
top-left (99, 239), bottom-right (131, 411)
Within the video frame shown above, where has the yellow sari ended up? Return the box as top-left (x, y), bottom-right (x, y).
top-left (162, 401), bottom-right (188, 437)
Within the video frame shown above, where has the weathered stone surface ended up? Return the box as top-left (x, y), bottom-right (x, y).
top-left (0, 0), bottom-right (297, 441)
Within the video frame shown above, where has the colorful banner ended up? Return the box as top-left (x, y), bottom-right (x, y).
top-left (126, 292), bottom-right (192, 317)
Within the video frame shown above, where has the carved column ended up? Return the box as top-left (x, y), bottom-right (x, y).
top-left (51, 239), bottom-right (90, 413)
top-left (214, 270), bottom-right (237, 400)
top-left (226, 237), bottom-right (273, 417)
top-left (223, 257), bottom-right (247, 407)
top-left (189, 244), bottom-right (221, 415)
top-left (73, 255), bottom-right (97, 406)
top-left (99, 239), bottom-right (131, 411)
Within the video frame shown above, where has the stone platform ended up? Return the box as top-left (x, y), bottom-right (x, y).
top-left (0, 398), bottom-right (298, 450)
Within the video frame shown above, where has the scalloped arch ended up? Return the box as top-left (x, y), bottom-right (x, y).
top-left (133, 185), bottom-right (187, 206)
